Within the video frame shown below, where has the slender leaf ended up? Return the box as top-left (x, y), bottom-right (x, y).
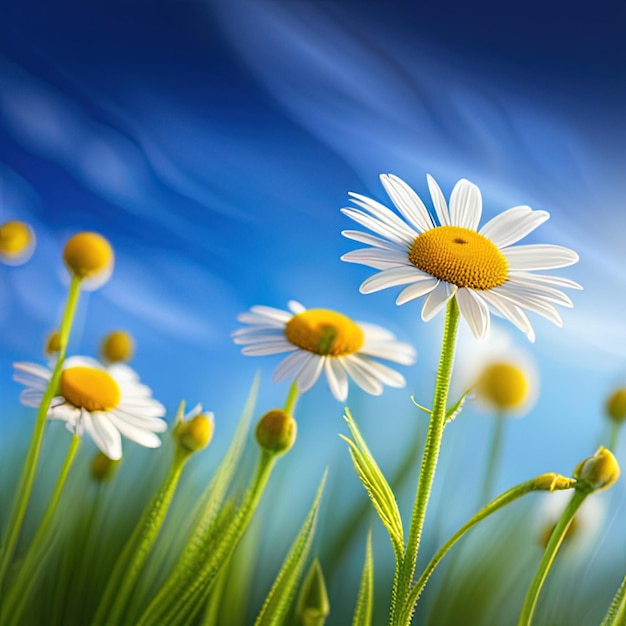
top-left (254, 470), bottom-right (328, 626)
top-left (352, 530), bottom-right (374, 626)
top-left (600, 575), bottom-right (626, 626)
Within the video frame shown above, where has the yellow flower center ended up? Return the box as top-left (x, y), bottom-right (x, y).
top-left (0, 221), bottom-right (32, 257)
top-left (476, 362), bottom-right (529, 411)
top-left (60, 366), bottom-right (121, 412)
top-left (284, 309), bottom-right (364, 356)
top-left (63, 232), bottom-right (114, 280)
top-left (408, 226), bottom-right (508, 290)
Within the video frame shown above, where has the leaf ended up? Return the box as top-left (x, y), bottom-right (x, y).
top-left (341, 409), bottom-right (404, 560)
top-left (254, 470), bottom-right (328, 626)
top-left (445, 389), bottom-right (471, 424)
top-left (296, 558), bottom-right (330, 626)
top-left (352, 530), bottom-right (374, 626)
top-left (600, 575), bottom-right (626, 626)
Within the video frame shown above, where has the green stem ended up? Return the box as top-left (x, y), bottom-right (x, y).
top-left (137, 450), bottom-right (277, 626)
top-left (3, 435), bottom-right (81, 624)
top-left (392, 297), bottom-right (460, 626)
top-left (401, 476), bottom-right (576, 623)
top-left (284, 381), bottom-right (299, 415)
top-left (609, 422), bottom-right (620, 452)
top-left (0, 275), bottom-right (82, 588)
top-left (480, 412), bottom-right (506, 505)
top-left (517, 488), bottom-right (587, 626)
top-left (93, 448), bottom-right (189, 626)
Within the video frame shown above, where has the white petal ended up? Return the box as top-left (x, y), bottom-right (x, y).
top-left (49, 404), bottom-right (81, 422)
top-left (427, 174), bottom-right (450, 226)
top-left (236, 312), bottom-right (288, 327)
top-left (421, 282), bottom-right (456, 321)
top-left (456, 289), bottom-right (490, 339)
top-left (341, 208), bottom-right (415, 248)
top-left (64, 356), bottom-right (103, 370)
top-left (351, 356), bottom-right (406, 388)
top-left (380, 174), bottom-right (435, 233)
top-left (295, 355), bottom-right (325, 393)
top-left (396, 277), bottom-right (439, 305)
top-left (111, 408), bottom-right (168, 432)
top-left (341, 230), bottom-right (406, 251)
top-left (324, 359), bottom-right (349, 401)
top-left (349, 192), bottom-right (422, 240)
top-left (511, 271), bottom-right (583, 291)
top-left (361, 341), bottom-right (416, 365)
top-left (505, 277), bottom-right (573, 307)
top-left (480, 291), bottom-right (535, 342)
top-left (502, 244), bottom-right (579, 270)
top-left (360, 267), bottom-right (425, 294)
top-left (84, 412), bottom-right (123, 460)
top-left (492, 284), bottom-right (563, 327)
top-left (106, 413), bottom-right (163, 448)
top-left (287, 300), bottom-right (307, 314)
top-left (106, 363), bottom-right (140, 383)
top-left (13, 362), bottom-right (52, 381)
top-left (357, 322), bottom-right (397, 341)
top-left (341, 248), bottom-right (410, 269)
top-left (232, 326), bottom-right (285, 338)
top-left (342, 357), bottom-right (384, 395)
top-left (233, 332), bottom-right (289, 345)
top-left (241, 341), bottom-right (296, 356)
top-left (449, 179), bottom-right (482, 230)
top-left (273, 350), bottom-right (312, 382)
top-left (479, 206), bottom-right (549, 248)
top-left (19, 389), bottom-right (45, 407)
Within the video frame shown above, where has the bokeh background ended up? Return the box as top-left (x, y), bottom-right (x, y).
top-left (2, 0), bottom-right (626, 623)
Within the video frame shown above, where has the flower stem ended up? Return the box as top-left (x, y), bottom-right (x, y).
top-left (517, 488), bottom-right (587, 626)
top-left (609, 422), bottom-right (620, 452)
top-left (0, 275), bottom-right (82, 588)
top-left (392, 297), bottom-right (460, 626)
top-left (93, 447), bottom-right (189, 626)
top-left (3, 434), bottom-right (81, 624)
top-left (284, 381), bottom-right (299, 415)
top-left (480, 412), bottom-right (506, 505)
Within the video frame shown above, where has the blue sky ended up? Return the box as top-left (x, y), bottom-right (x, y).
top-left (2, 0), bottom-right (626, 518)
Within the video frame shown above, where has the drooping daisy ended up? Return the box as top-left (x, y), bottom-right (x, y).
top-left (341, 174), bottom-right (581, 341)
top-left (232, 300), bottom-right (416, 401)
top-left (14, 356), bottom-right (167, 460)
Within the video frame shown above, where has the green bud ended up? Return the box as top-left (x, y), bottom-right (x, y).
top-left (573, 446), bottom-right (620, 492)
top-left (606, 388), bottom-right (626, 424)
top-left (296, 558), bottom-right (330, 626)
top-left (532, 473), bottom-right (577, 492)
top-left (255, 409), bottom-right (297, 454)
top-left (90, 451), bottom-right (121, 482)
top-left (174, 410), bottom-right (215, 453)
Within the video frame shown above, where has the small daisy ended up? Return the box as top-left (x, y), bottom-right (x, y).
top-left (341, 174), bottom-right (581, 341)
top-left (14, 356), bottom-right (167, 460)
top-left (232, 300), bottom-right (416, 401)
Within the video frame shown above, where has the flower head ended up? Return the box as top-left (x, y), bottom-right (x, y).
top-left (14, 356), bottom-right (167, 460)
top-left (174, 404), bottom-right (215, 453)
top-left (0, 220), bottom-right (36, 265)
top-left (255, 409), bottom-right (297, 454)
top-left (341, 174), bottom-right (581, 341)
top-left (605, 388), bottom-right (626, 424)
top-left (101, 330), bottom-right (135, 363)
top-left (232, 300), bottom-right (416, 401)
top-left (63, 232), bottom-right (114, 287)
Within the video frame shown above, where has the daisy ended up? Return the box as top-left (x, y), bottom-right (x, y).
top-left (341, 174), bottom-right (581, 341)
top-left (14, 356), bottom-right (167, 460)
top-left (232, 300), bottom-right (416, 401)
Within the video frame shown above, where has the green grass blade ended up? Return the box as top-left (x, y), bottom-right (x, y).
top-left (341, 409), bottom-right (404, 559)
top-left (352, 529), bottom-right (374, 626)
top-left (600, 575), bottom-right (626, 626)
top-left (254, 470), bottom-right (328, 626)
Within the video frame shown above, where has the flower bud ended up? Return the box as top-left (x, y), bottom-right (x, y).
top-left (606, 388), bottom-right (626, 424)
top-left (475, 362), bottom-right (529, 412)
top-left (45, 330), bottom-right (61, 357)
top-left (255, 409), bottom-right (297, 454)
top-left (175, 409), bottom-right (215, 453)
top-left (296, 558), bottom-right (330, 626)
top-left (532, 473), bottom-right (576, 492)
top-left (573, 446), bottom-right (620, 492)
top-left (63, 232), bottom-right (114, 282)
top-left (90, 450), bottom-right (121, 482)
top-left (0, 220), bottom-right (35, 265)
top-left (101, 330), bottom-right (135, 363)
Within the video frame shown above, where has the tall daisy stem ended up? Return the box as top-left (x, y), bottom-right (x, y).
top-left (517, 488), bottom-right (587, 626)
top-left (480, 412), bottom-right (506, 505)
top-left (284, 381), bottom-right (300, 415)
top-left (609, 422), bottom-right (620, 452)
top-left (393, 297), bottom-right (460, 626)
top-left (0, 275), bottom-right (82, 588)
top-left (3, 434), bottom-right (81, 623)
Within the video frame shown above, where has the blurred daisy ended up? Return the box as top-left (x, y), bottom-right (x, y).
top-left (0, 220), bottom-right (36, 266)
top-left (232, 300), bottom-right (416, 401)
top-left (341, 174), bottom-right (581, 341)
top-left (14, 356), bottom-right (167, 460)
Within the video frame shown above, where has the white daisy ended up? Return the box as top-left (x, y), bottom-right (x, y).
top-left (341, 174), bottom-right (581, 341)
top-left (14, 356), bottom-right (167, 460)
top-left (232, 300), bottom-right (416, 401)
